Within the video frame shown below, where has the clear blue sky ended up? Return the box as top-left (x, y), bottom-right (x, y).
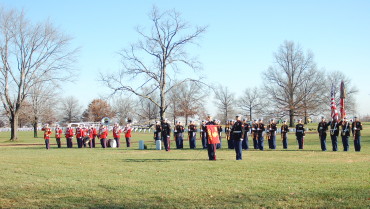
top-left (2, 0), bottom-right (370, 117)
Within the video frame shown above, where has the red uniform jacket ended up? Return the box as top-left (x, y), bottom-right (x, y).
top-left (42, 128), bottom-right (52, 140)
top-left (76, 127), bottom-right (85, 138)
top-left (55, 127), bottom-right (63, 138)
top-left (125, 127), bottom-right (132, 138)
top-left (65, 127), bottom-right (74, 138)
top-left (113, 127), bottom-right (122, 138)
top-left (99, 127), bottom-right (108, 139)
top-left (88, 128), bottom-right (97, 138)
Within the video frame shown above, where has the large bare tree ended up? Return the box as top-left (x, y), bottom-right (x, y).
top-left (101, 7), bottom-right (207, 121)
top-left (112, 97), bottom-right (136, 125)
top-left (0, 8), bottom-right (77, 140)
top-left (238, 87), bottom-right (264, 121)
top-left (262, 41), bottom-right (319, 127)
top-left (214, 85), bottom-right (236, 124)
top-left (60, 96), bottom-right (82, 123)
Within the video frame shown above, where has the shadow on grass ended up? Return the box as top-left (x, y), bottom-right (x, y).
top-left (122, 158), bottom-right (218, 162)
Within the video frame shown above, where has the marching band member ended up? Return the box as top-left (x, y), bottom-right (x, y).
top-left (42, 124), bottom-right (52, 150)
top-left (124, 123), bottom-right (133, 148)
top-left (81, 124), bottom-right (88, 148)
top-left (88, 125), bottom-right (97, 148)
top-left (75, 124), bottom-right (85, 148)
top-left (55, 124), bottom-right (63, 148)
top-left (295, 119), bottom-right (305, 149)
top-left (65, 124), bottom-right (74, 148)
top-left (99, 124), bottom-right (109, 148)
top-left (113, 123), bottom-right (122, 148)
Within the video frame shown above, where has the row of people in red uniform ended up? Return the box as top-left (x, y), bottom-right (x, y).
top-left (42, 123), bottom-right (132, 149)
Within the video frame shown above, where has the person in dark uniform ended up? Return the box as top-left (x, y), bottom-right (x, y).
top-left (351, 117), bottom-right (363, 152)
top-left (200, 120), bottom-right (207, 149)
top-left (318, 117), bottom-right (329, 151)
top-left (161, 118), bottom-right (171, 151)
top-left (232, 115), bottom-right (243, 160)
top-left (154, 121), bottom-right (161, 142)
top-left (266, 122), bottom-right (271, 148)
top-left (188, 120), bottom-right (197, 149)
top-left (175, 121), bottom-right (184, 149)
top-left (242, 119), bottom-right (250, 150)
top-left (225, 120), bottom-right (230, 147)
top-left (205, 115), bottom-right (217, 160)
top-left (280, 120), bottom-right (289, 149)
top-left (257, 119), bottom-right (265, 150)
top-left (328, 118), bottom-right (340, 151)
top-left (340, 117), bottom-right (350, 151)
top-left (252, 119), bottom-right (259, 149)
top-left (295, 119), bottom-right (305, 149)
top-left (216, 119), bottom-right (222, 149)
top-left (228, 120), bottom-right (235, 149)
top-left (269, 119), bottom-right (277, 149)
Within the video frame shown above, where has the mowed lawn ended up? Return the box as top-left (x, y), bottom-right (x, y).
top-left (0, 124), bottom-right (369, 208)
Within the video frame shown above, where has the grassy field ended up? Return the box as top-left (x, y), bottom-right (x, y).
top-left (0, 123), bottom-right (369, 208)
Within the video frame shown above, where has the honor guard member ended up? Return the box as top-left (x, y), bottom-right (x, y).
top-left (124, 123), bottom-right (133, 148)
top-left (99, 124), bottom-right (109, 148)
top-left (42, 124), bottom-right (52, 150)
top-left (161, 118), bottom-right (171, 151)
top-left (225, 120), bottom-right (231, 145)
top-left (340, 117), bottom-right (351, 151)
top-left (55, 124), bottom-right (63, 148)
top-left (201, 121), bottom-right (208, 149)
top-left (75, 125), bottom-right (85, 148)
top-left (154, 121), bottom-right (161, 141)
top-left (65, 124), bottom-right (74, 148)
top-left (317, 117), bottom-right (329, 151)
top-left (268, 119), bottom-right (277, 149)
top-left (175, 121), bottom-right (185, 149)
top-left (295, 119), bottom-right (305, 149)
top-left (232, 115), bottom-right (244, 160)
top-left (280, 120), bottom-right (289, 149)
top-left (228, 120), bottom-right (235, 149)
top-left (188, 120), bottom-right (197, 149)
top-left (113, 123), bottom-right (122, 148)
top-left (216, 120), bottom-right (222, 149)
top-left (351, 117), bottom-right (362, 152)
top-left (242, 119), bottom-right (250, 150)
top-left (252, 119), bottom-right (259, 149)
top-left (328, 118), bottom-right (340, 151)
top-left (257, 119), bottom-right (265, 150)
top-left (205, 115), bottom-right (217, 160)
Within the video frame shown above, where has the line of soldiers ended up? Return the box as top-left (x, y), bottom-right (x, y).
top-left (41, 123), bottom-right (133, 149)
top-left (318, 116), bottom-right (362, 152)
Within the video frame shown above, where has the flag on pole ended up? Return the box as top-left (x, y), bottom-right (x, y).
top-left (331, 84), bottom-right (339, 120)
top-left (206, 125), bottom-right (220, 144)
top-left (340, 80), bottom-right (346, 120)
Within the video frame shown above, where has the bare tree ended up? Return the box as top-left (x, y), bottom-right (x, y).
top-left (112, 97), bottom-right (136, 125)
top-left (214, 85), bottom-right (236, 124)
top-left (238, 87), bottom-right (264, 121)
top-left (0, 8), bottom-right (77, 140)
top-left (100, 7), bottom-right (207, 121)
top-left (60, 96), bottom-right (82, 123)
top-left (136, 88), bottom-right (159, 124)
top-left (262, 41), bottom-right (318, 127)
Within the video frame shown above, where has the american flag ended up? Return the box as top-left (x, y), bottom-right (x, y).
top-left (331, 84), bottom-right (339, 120)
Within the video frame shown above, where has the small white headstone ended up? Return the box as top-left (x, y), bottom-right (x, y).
top-left (156, 140), bottom-right (161, 150)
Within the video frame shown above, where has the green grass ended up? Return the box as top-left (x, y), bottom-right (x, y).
top-left (0, 124), bottom-right (369, 208)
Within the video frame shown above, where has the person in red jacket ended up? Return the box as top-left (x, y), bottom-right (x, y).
top-left (75, 124), bottom-right (85, 148)
top-left (99, 124), bottom-right (109, 148)
top-left (81, 124), bottom-right (89, 147)
top-left (124, 123), bottom-right (133, 147)
top-left (42, 124), bottom-right (52, 150)
top-left (88, 125), bottom-right (97, 148)
top-left (55, 124), bottom-right (63, 148)
top-left (65, 124), bottom-right (74, 148)
top-left (113, 123), bottom-right (122, 148)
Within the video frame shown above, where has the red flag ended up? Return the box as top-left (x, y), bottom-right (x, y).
top-left (340, 81), bottom-right (346, 119)
top-left (206, 125), bottom-right (220, 144)
top-left (331, 84), bottom-right (339, 120)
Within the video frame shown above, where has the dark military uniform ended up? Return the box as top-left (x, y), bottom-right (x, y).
top-left (154, 124), bottom-right (161, 141)
top-left (267, 122), bottom-right (277, 149)
top-left (352, 120), bottom-right (362, 152)
top-left (161, 121), bottom-right (171, 151)
top-left (257, 122), bottom-right (265, 150)
top-left (175, 124), bottom-right (184, 149)
top-left (295, 123), bottom-right (305, 149)
top-left (280, 124), bottom-right (289, 149)
top-left (328, 120), bottom-right (340, 151)
top-left (232, 120), bottom-right (243, 160)
top-left (340, 120), bottom-right (351, 151)
top-left (206, 120), bottom-right (217, 160)
top-left (242, 122), bottom-right (250, 150)
top-left (252, 122), bottom-right (259, 149)
top-left (188, 124), bottom-right (197, 149)
top-left (201, 122), bottom-right (207, 149)
top-left (228, 121), bottom-right (235, 149)
top-left (318, 121), bottom-right (329, 151)
top-left (216, 124), bottom-right (222, 149)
